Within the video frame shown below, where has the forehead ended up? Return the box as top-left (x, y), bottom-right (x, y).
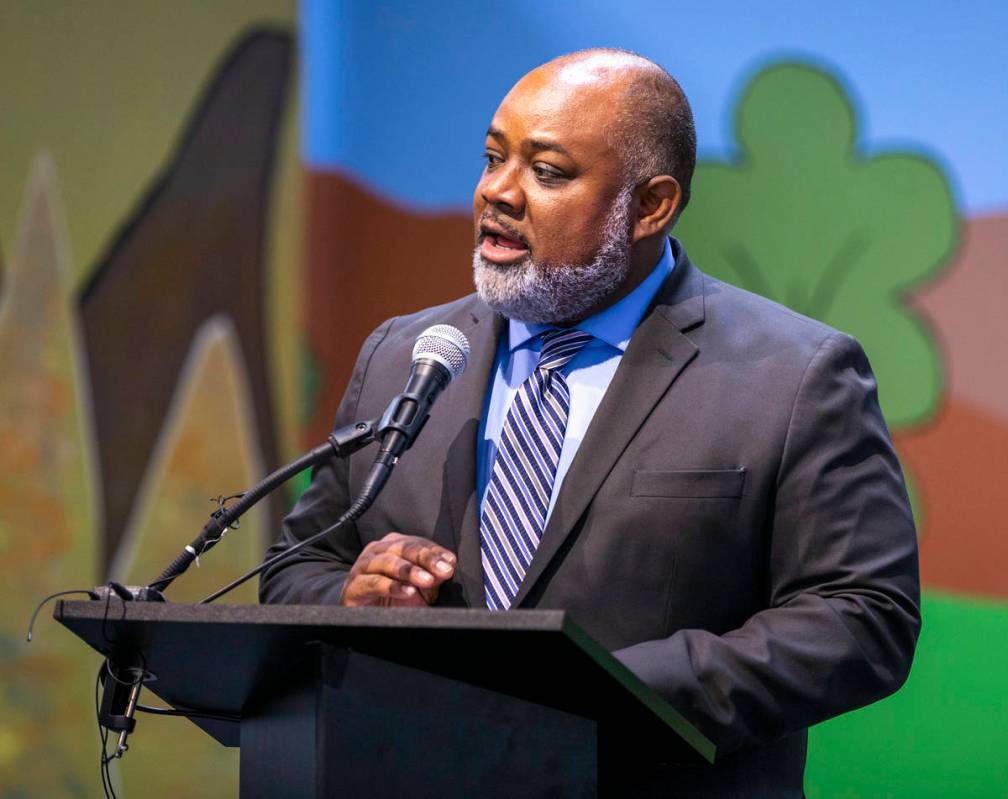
top-left (489, 64), bottom-right (627, 158)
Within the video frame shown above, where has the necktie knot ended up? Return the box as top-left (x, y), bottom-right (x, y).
top-left (537, 329), bottom-right (593, 373)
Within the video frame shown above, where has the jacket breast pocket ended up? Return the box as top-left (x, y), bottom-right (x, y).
top-left (630, 468), bottom-right (746, 499)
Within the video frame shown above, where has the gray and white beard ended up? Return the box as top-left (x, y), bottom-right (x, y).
top-left (473, 186), bottom-right (634, 325)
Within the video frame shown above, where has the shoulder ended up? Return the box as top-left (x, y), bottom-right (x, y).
top-left (337, 292), bottom-right (491, 420)
top-left (374, 293), bottom-right (488, 347)
top-left (351, 292), bottom-right (492, 375)
top-left (706, 270), bottom-right (835, 336)
top-left (664, 257), bottom-right (874, 417)
top-left (693, 266), bottom-right (860, 367)
top-left (660, 239), bottom-right (852, 365)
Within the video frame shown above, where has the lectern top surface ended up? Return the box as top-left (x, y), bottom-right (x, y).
top-left (55, 599), bottom-right (714, 763)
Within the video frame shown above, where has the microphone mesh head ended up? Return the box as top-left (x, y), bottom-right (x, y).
top-left (412, 325), bottom-right (470, 380)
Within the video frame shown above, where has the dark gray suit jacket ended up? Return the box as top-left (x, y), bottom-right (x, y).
top-left (260, 240), bottom-right (920, 797)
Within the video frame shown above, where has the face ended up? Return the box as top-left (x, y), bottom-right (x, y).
top-left (472, 65), bottom-right (636, 324)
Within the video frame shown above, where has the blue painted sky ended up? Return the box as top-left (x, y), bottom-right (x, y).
top-left (302, 0), bottom-right (1007, 216)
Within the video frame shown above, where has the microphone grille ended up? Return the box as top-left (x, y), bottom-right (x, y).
top-left (412, 325), bottom-right (471, 380)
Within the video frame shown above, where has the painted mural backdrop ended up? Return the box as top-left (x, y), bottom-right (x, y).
top-left (1, 3), bottom-right (300, 796)
top-left (2, 1), bottom-right (1006, 797)
top-left (299, 3), bottom-right (1007, 798)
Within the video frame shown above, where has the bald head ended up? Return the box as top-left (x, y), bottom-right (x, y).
top-left (473, 48), bottom-right (695, 322)
top-left (549, 49), bottom-right (656, 85)
top-left (527, 48), bottom-right (697, 224)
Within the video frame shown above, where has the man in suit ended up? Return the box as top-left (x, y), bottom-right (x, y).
top-left (260, 49), bottom-right (920, 795)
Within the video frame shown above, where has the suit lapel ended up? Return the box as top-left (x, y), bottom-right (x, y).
top-left (430, 298), bottom-right (503, 606)
top-left (511, 252), bottom-right (707, 607)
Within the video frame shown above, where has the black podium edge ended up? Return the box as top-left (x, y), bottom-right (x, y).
top-left (55, 600), bottom-right (716, 764)
top-left (559, 616), bottom-right (715, 763)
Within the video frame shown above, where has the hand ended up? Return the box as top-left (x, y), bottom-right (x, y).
top-left (339, 532), bottom-right (457, 607)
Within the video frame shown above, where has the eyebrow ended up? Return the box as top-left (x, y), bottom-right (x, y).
top-left (487, 126), bottom-right (573, 159)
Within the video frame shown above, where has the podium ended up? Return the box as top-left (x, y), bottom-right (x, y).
top-left (56, 600), bottom-right (714, 797)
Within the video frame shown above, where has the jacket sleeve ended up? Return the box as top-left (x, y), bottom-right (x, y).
top-left (612, 332), bottom-right (921, 755)
top-left (258, 318), bottom-right (396, 605)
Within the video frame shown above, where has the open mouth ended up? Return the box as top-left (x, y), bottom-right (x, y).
top-left (486, 232), bottom-right (526, 250)
top-left (479, 222), bottom-right (530, 264)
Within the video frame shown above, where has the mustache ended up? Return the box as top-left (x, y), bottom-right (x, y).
top-left (478, 212), bottom-right (530, 248)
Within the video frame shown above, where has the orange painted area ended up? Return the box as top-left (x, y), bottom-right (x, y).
top-left (305, 177), bottom-right (1008, 605)
top-left (896, 399), bottom-right (1008, 600)
top-left (306, 170), bottom-right (473, 444)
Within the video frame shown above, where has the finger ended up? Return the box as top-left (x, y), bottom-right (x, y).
top-left (354, 539), bottom-right (409, 574)
top-left (376, 531), bottom-right (455, 565)
top-left (364, 552), bottom-right (438, 589)
top-left (363, 572), bottom-right (417, 598)
top-left (342, 573), bottom-right (422, 607)
top-left (390, 539), bottom-right (457, 581)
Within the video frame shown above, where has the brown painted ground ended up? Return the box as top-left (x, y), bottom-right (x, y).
top-left (306, 177), bottom-right (1008, 599)
top-left (897, 401), bottom-right (1008, 599)
top-left (900, 211), bottom-right (1008, 600)
top-left (305, 170), bottom-right (474, 443)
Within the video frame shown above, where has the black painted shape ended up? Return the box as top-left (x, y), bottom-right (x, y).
top-left (77, 29), bottom-right (293, 572)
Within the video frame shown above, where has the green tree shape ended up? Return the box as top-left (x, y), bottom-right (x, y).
top-left (677, 63), bottom-right (958, 429)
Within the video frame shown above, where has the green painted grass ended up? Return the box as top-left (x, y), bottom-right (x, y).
top-left (806, 591), bottom-right (1008, 798)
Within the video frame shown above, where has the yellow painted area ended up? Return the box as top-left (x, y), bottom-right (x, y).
top-left (0, 155), bottom-right (100, 796)
top-left (0, 4), bottom-right (300, 795)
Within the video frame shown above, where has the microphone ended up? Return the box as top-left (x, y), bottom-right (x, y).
top-left (356, 325), bottom-right (470, 506)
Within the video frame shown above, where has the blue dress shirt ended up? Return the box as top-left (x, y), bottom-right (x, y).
top-left (477, 238), bottom-right (675, 522)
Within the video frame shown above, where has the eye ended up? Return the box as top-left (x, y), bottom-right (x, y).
top-left (532, 162), bottom-right (566, 184)
top-left (483, 151), bottom-right (504, 170)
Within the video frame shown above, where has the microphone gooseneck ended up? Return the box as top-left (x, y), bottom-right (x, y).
top-left (199, 324), bottom-right (470, 605)
top-left (145, 418), bottom-right (380, 595)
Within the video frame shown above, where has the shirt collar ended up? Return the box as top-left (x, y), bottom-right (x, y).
top-left (507, 237), bottom-right (675, 353)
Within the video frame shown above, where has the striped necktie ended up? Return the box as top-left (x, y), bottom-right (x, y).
top-left (481, 328), bottom-right (594, 610)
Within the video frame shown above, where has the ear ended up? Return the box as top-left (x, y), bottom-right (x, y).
top-left (632, 176), bottom-right (681, 242)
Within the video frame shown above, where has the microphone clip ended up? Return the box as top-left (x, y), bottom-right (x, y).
top-left (98, 654), bottom-right (152, 759)
top-left (376, 390), bottom-right (431, 456)
top-left (92, 582), bottom-right (166, 603)
top-left (327, 418), bottom-right (378, 457)
top-left (374, 358), bottom-right (452, 457)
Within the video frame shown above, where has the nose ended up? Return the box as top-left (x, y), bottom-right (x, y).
top-left (479, 161), bottom-right (524, 216)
